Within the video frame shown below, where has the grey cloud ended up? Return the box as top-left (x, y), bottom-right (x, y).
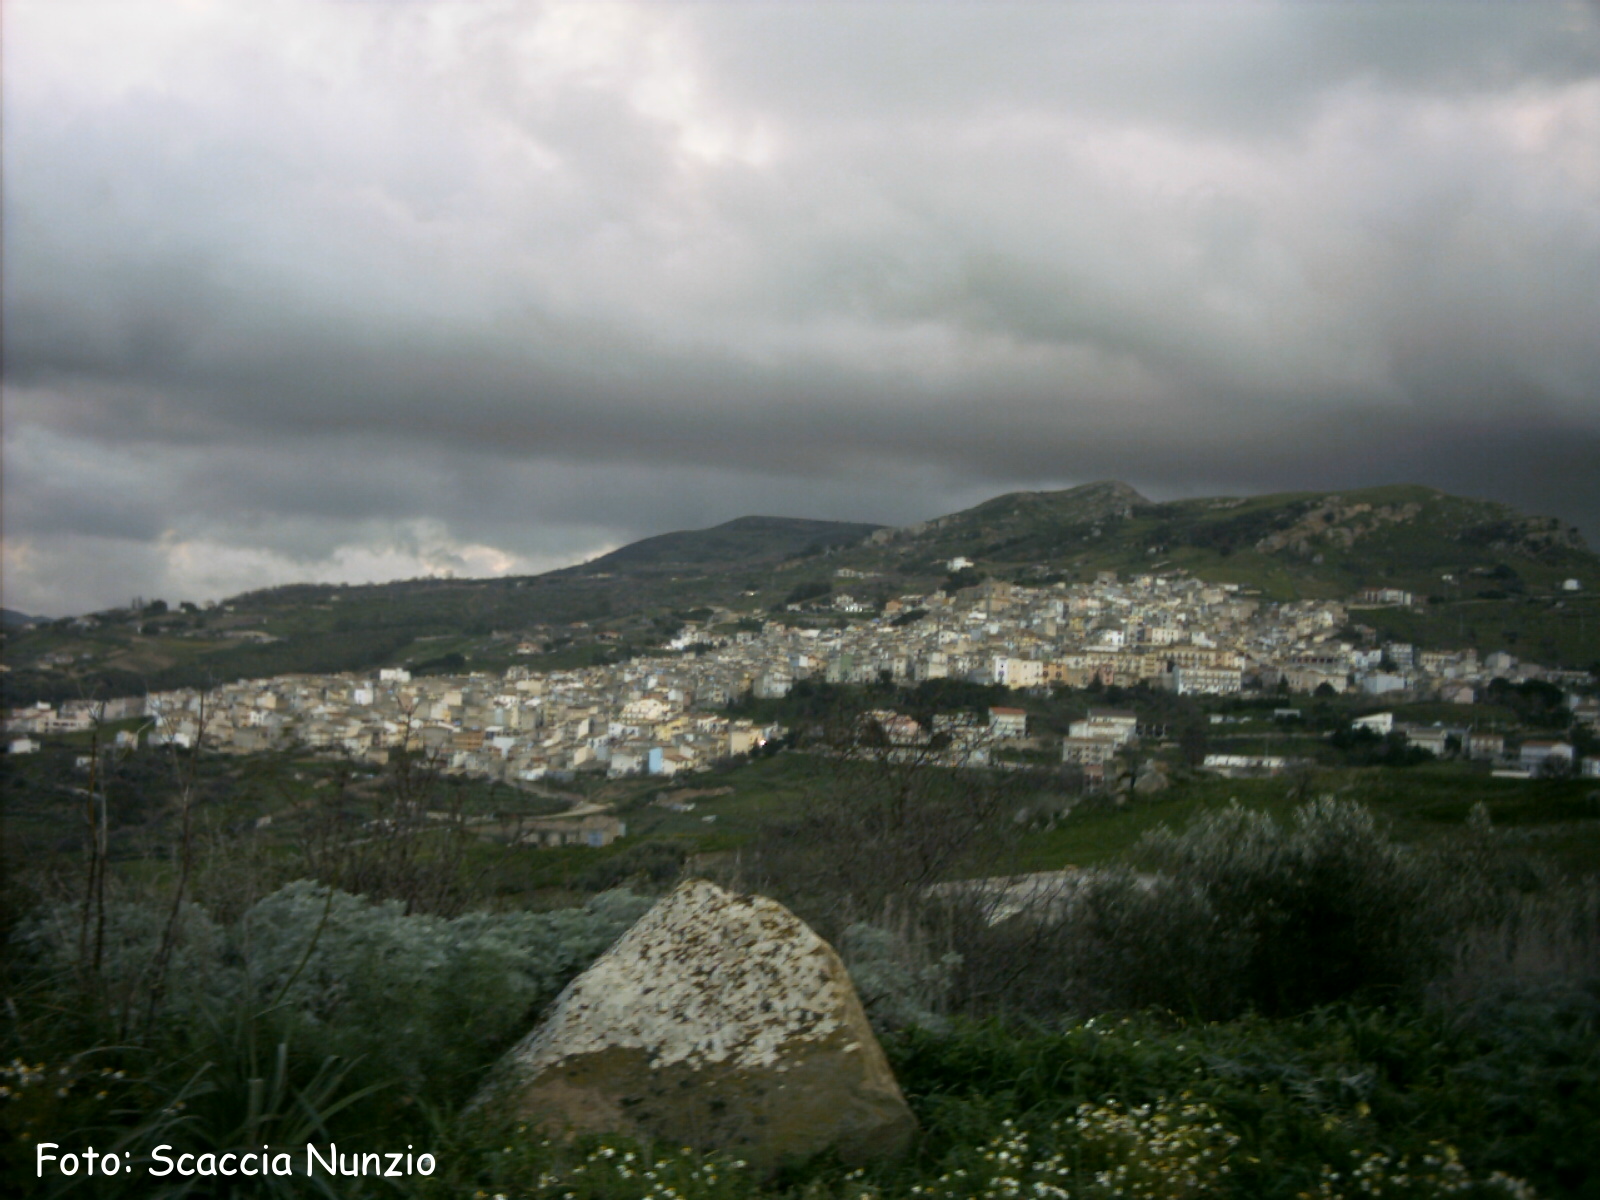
top-left (5, 1), bottom-right (1600, 615)
top-left (2, 441), bottom-right (168, 543)
top-left (703, 4), bottom-right (1600, 132)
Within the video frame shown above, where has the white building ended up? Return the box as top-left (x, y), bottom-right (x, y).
top-left (1070, 708), bottom-right (1138, 745)
top-left (988, 707), bottom-right (1027, 741)
top-left (1519, 740), bottom-right (1574, 773)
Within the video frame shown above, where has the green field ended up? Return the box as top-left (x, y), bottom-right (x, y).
top-left (13, 691), bottom-right (1599, 911)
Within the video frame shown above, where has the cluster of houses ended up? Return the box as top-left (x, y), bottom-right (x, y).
top-left (1349, 709), bottom-right (1600, 778)
top-left (765, 569), bottom-right (1589, 705)
top-left (2, 664), bottom-right (784, 784)
top-left (6, 570), bottom-right (1596, 786)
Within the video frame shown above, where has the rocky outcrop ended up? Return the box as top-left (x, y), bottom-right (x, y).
top-left (1461, 515), bottom-right (1589, 557)
top-left (1133, 759), bottom-right (1170, 794)
top-left (1254, 500), bottom-right (1423, 555)
top-left (475, 880), bottom-right (915, 1168)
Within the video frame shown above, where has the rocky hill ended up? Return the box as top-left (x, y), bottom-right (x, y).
top-left (842, 482), bottom-right (1594, 601)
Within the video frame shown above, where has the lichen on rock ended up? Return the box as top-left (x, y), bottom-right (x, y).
top-left (476, 879), bottom-right (916, 1168)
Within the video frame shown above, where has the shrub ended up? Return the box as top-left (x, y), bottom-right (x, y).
top-left (1059, 869), bottom-right (1250, 1018)
top-left (426, 1129), bottom-right (762, 1200)
top-left (922, 798), bottom-right (1468, 1023)
top-left (9, 880), bottom-right (655, 1147)
top-left (730, 740), bottom-right (1025, 943)
top-left (840, 921), bottom-right (962, 1032)
top-left (910, 1102), bottom-right (1239, 1200)
top-left (15, 894), bottom-right (227, 1034)
top-left (232, 881), bottom-right (653, 1093)
top-left (1116, 799), bottom-right (1447, 1016)
top-left (575, 838), bottom-right (691, 892)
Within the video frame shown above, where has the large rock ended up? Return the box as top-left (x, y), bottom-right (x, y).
top-left (1133, 760), bottom-right (1170, 794)
top-left (476, 879), bottom-right (915, 1167)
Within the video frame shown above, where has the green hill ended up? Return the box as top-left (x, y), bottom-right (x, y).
top-left (574, 516), bottom-right (882, 573)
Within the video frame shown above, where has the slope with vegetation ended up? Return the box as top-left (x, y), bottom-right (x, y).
top-left (5, 693), bottom-right (1599, 1198)
top-left (575, 515), bottom-right (883, 573)
top-left (840, 481), bottom-right (1596, 600)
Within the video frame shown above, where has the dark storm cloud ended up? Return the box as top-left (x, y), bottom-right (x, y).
top-left (4, 1), bottom-right (1600, 614)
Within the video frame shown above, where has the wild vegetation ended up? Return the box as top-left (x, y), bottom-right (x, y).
top-left (5, 695), bottom-right (1599, 1198)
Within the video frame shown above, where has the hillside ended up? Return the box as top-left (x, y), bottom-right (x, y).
top-left (4, 482), bottom-right (1597, 705)
top-left (898, 480), bottom-right (1150, 546)
top-left (854, 482), bottom-right (1594, 600)
top-left (573, 516), bottom-right (882, 574)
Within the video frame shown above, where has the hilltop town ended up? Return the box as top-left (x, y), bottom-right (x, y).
top-left (12, 567), bottom-right (1598, 797)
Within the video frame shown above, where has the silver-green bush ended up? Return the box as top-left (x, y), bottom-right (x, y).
top-left (20, 882), bottom-right (653, 1091)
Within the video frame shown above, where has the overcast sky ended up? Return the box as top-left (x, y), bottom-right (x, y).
top-left (5, 2), bottom-right (1600, 616)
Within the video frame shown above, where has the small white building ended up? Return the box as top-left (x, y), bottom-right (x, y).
top-left (1485, 651), bottom-right (1517, 677)
top-left (1467, 732), bottom-right (1505, 761)
top-left (1352, 712), bottom-right (1394, 735)
top-left (1203, 753), bottom-right (1290, 777)
top-left (1401, 726), bottom-right (1460, 756)
top-left (988, 707), bottom-right (1027, 741)
top-left (1519, 740), bottom-right (1574, 773)
top-left (991, 657), bottom-right (1044, 689)
top-left (752, 669), bottom-right (793, 699)
top-left (1062, 736), bottom-right (1120, 766)
top-left (608, 745), bottom-right (648, 778)
top-left (1076, 708), bottom-right (1139, 744)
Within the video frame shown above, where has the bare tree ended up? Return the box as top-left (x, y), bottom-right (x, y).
top-left (140, 686), bottom-right (215, 1034)
top-left (75, 697), bottom-right (112, 985)
top-left (295, 699), bottom-right (472, 916)
top-left (731, 706), bottom-right (1026, 939)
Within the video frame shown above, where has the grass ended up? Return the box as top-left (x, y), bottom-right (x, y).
top-left (1385, 700), bottom-right (1523, 727)
top-left (884, 1004), bottom-right (1596, 1199)
top-left (466, 744), bottom-right (1600, 885)
top-left (1364, 594), bottom-right (1600, 668)
top-left (14, 732), bottom-right (1597, 912)
top-left (10, 1004), bottom-right (1586, 1198)
top-left (613, 753), bottom-right (827, 843)
top-left (1014, 778), bottom-right (1298, 871)
top-left (1012, 763), bottom-right (1600, 876)
top-left (413, 1003), bottom-right (1593, 1200)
